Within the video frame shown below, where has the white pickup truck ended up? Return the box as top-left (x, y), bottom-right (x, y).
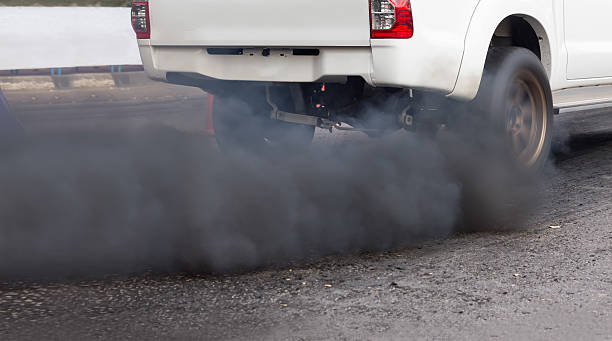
top-left (132, 0), bottom-right (612, 169)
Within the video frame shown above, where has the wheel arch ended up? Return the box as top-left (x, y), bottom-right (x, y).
top-left (448, 0), bottom-right (556, 101)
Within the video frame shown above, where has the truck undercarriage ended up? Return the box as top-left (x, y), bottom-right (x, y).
top-left (166, 72), bottom-right (448, 138)
top-left (165, 45), bottom-right (553, 173)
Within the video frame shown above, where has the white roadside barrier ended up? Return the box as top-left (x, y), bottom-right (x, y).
top-left (0, 7), bottom-right (214, 135)
top-left (0, 7), bottom-right (142, 70)
top-left (0, 7), bottom-right (146, 90)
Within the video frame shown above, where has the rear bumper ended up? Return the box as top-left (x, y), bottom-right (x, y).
top-left (138, 40), bottom-right (373, 85)
top-left (138, 37), bottom-right (462, 96)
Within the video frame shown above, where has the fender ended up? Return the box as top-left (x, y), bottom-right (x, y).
top-left (448, 0), bottom-right (558, 101)
top-left (370, 0), bottom-right (480, 93)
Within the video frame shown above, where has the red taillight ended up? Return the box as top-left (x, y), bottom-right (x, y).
top-left (370, 0), bottom-right (414, 39)
top-left (131, 1), bottom-right (150, 39)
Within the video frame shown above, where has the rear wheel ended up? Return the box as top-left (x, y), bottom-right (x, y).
top-left (469, 47), bottom-right (553, 171)
top-left (212, 89), bottom-right (315, 156)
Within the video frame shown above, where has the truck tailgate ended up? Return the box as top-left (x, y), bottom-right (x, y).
top-left (149, 0), bottom-right (371, 47)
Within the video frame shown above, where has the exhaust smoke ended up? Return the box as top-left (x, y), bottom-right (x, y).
top-left (0, 96), bottom-right (546, 281)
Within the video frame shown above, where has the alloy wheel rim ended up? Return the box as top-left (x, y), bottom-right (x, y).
top-left (505, 71), bottom-right (547, 167)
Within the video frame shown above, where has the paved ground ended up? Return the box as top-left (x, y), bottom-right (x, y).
top-left (1, 83), bottom-right (612, 340)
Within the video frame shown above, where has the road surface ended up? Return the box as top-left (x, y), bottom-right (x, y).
top-left (1, 82), bottom-right (612, 340)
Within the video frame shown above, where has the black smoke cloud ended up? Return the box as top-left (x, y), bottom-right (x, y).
top-left (0, 106), bottom-right (544, 280)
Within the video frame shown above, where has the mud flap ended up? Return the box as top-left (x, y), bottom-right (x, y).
top-left (0, 89), bottom-right (24, 144)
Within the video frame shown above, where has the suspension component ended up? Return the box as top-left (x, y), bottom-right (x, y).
top-left (266, 86), bottom-right (385, 133)
top-left (266, 86), bottom-right (335, 130)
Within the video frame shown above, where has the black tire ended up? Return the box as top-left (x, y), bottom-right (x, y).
top-left (469, 47), bottom-right (554, 171)
top-left (212, 90), bottom-right (315, 156)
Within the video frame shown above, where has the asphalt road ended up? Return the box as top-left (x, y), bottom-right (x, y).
top-left (1, 83), bottom-right (612, 340)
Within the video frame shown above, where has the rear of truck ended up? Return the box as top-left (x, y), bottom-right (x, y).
top-left (132, 0), bottom-right (469, 96)
top-left (132, 0), bottom-right (556, 172)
